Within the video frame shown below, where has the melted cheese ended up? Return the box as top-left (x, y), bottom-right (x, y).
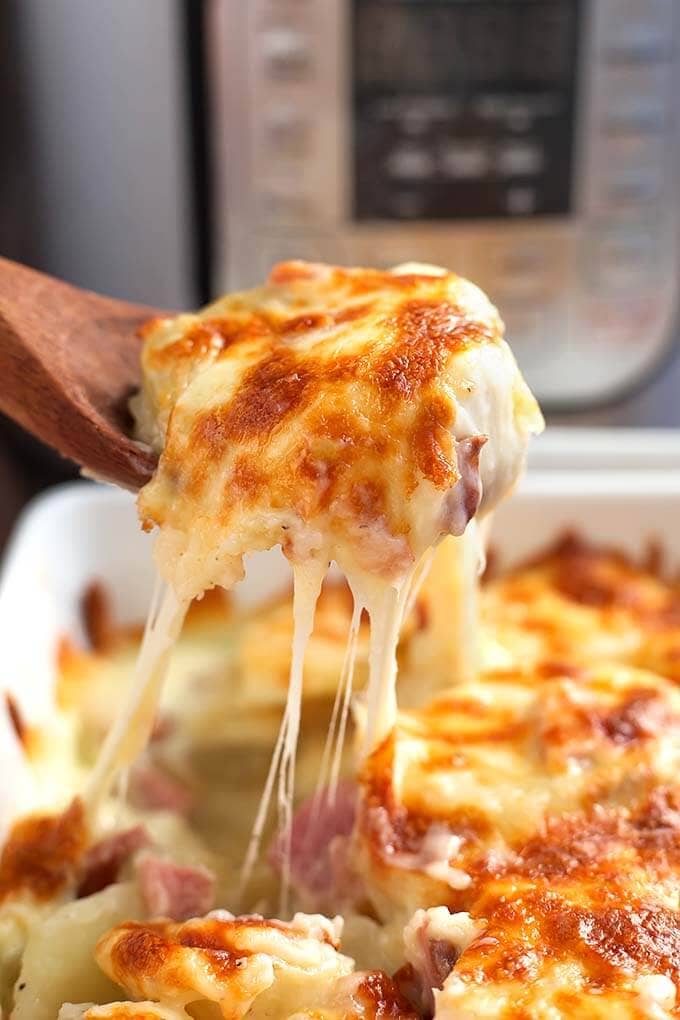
top-left (133, 261), bottom-right (541, 603)
top-left (3, 532), bottom-right (680, 1016)
top-left (131, 259), bottom-right (539, 739)
top-left (1, 260), bottom-right (549, 1016)
top-left (95, 911), bottom-right (353, 1019)
top-left (401, 526), bottom-right (484, 706)
top-left (325, 598), bottom-right (363, 806)
top-left (240, 559), bottom-right (325, 910)
top-left (435, 856), bottom-right (680, 1019)
top-left (59, 1003), bottom-right (189, 1019)
top-left (355, 662), bottom-right (680, 923)
top-left (481, 533), bottom-right (680, 681)
top-left (92, 259), bottom-right (541, 897)
top-left (86, 583), bottom-right (187, 815)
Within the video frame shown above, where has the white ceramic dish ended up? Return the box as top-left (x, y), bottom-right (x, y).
top-left (528, 426), bottom-right (680, 472)
top-left (0, 429), bottom-right (679, 827)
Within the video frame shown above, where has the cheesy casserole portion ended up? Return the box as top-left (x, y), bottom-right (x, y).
top-left (1, 537), bottom-right (678, 1018)
top-left (133, 260), bottom-right (541, 600)
top-left (2, 253), bottom-right (678, 1016)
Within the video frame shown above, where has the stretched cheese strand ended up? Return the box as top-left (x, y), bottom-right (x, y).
top-left (277, 559), bottom-right (326, 914)
top-left (441, 525), bottom-right (482, 686)
top-left (242, 556), bottom-right (421, 905)
top-left (357, 565), bottom-right (418, 759)
top-left (402, 523), bottom-right (485, 706)
top-left (327, 600), bottom-right (362, 806)
top-left (319, 546), bottom-right (438, 811)
top-left (239, 558), bottom-right (325, 910)
top-left (85, 577), bottom-right (187, 820)
top-left (242, 554), bottom-right (422, 905)
top-left (239, 678), bottom-right (289, 904)
top-left (312, 598), bottom-right (363, 815)
top-left (403, 546), bottom-right (435, 622)
top-left (312, 544), bottom-right (436, 817)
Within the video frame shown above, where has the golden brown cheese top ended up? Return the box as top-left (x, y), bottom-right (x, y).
top-left (2, 533), bottom-right (679, 1017)
top-left (96, 911), bottom-right (352, 1018)
top-left (308, 970), bottom-right (420, 1019)
top-left (61, 1006), bottom-right (185, 1020)
top-left (437, 795), bottom-right (680, 1018)
top-left (482, 534), bottom-right (680, 682)
top-left (65, 974), bottom-right (417, 1020)
top-left (356, 662), bottom-right (680, 922)
top-left (134, 261), bottom-right (541, 599)
top-left (0, 798), bottom-right (87, 904)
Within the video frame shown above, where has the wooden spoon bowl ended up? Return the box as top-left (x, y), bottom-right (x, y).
top-left (0, 257), bottom-right (163, 489)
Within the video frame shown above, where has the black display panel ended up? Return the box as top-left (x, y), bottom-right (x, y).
top-left (353, 0), bottom-right (581, 221)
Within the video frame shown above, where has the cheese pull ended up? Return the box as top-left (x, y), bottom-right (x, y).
top-left (133, 260), bottom-right (542, 604)
top-left (89, 261), bottom-right (542, 897)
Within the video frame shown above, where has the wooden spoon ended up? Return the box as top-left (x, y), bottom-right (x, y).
top-left (0, 257), bottom-right (163, 489)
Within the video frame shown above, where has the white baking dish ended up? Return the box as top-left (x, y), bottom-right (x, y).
top-left (1, 429), bottom-right (679, 826)
top-left (527, 426), bottom-right (680, 472)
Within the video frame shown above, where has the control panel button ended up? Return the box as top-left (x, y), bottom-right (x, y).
top-left (370, 95), bottom-right (461, 125)
top-left (599, 63), bottom-right (673, 124)
top-left (603, 169), bottom-right (663, 213)
top-left (264, 109), bottom-right (310, 154)
top-left (497, 141), bottom-right (544, 177)
top-left (590, 131), bottom-right (668, 215)
top-left (257, 186), bottom-right (314, 223)
top-left (600, 0), bottom-right (675, 61)
top-left (588, 227), bottom-right (659, 290)
top-left (501, 304), bottom-right (549, 352)
top-left (386, 146), bottom-right (435, 180)
top-left (496, 296), bottom-right (570, 398)
top-left (440, 142), bottom-right (489, 179)
top-left (476, 234), bottom-right (572, 301)
top-left (261, 28), bottom-right (311, 77)
top-left (583, 296), bottom-right (643, 353)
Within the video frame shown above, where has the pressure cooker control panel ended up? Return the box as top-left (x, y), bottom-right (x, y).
top-left (352, 2), bottom-right (579, 221)
top-left (214, 0), bottom-right (679, 409)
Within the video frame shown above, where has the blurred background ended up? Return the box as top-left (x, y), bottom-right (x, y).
top-left (0, 0), bottom-right (678, 545)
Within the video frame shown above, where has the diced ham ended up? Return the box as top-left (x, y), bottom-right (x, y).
top-left (137, 855), bottom-right (216, 921)
top-left (77, 825), bottom-right (150, 898)
top-left (392, 825), bottom-right (471, 891)
top-left (400, 907), bottom-right (485, 1015)
top-left (128, 761), bottom-right (193, 815)
top-left (442, 435), bottom-right (486, 536)
top-left (269, 781), bottom-right (357, 902)
top-left (365, 810), bottom-right (471, 892)
top-left (416, 933), bottom-right (459, 996)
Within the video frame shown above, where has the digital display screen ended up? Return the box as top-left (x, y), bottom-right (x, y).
top-left (356, 2), bottom-right (575, 88)
top-left (352, 0), bottom-right (581, 221)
